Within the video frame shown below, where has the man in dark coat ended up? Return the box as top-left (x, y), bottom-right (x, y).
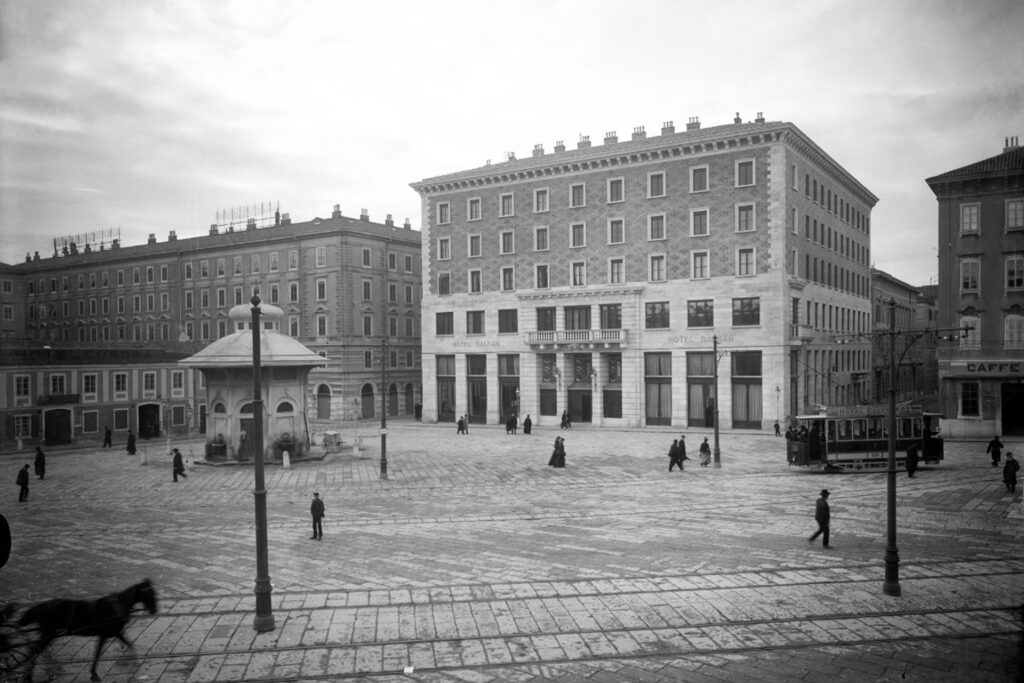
top-left (808, 489), bottom-right (831, 548)
top-left (33, 447), bottom-right (45, 480)
top-left (668, 439), bottom-right (682, 472)
top-left (16, 464), bottom-right (30, 502)
top-left (310, 492), bottom-right (325, 539)
top-left (987, 436), bottom-right (1004, 467)
top-left (172, 448), bottom-right (187, 482)
top-left (103, 426), bottom-right (113, 448)
top-left (1003, 452), bottom-right (1019, 493)
top-left (905, 444), bottom-right (919, 478)
top-left (126, 430), bottom-right (137, 455)
top-left (523, 415), bottom-right (532, 434)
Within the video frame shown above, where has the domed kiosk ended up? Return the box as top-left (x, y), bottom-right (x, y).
top-left (180, 300), bottom-right (325, 462)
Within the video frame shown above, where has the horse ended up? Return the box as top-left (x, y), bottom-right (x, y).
top-left (17, 578), bottom-right (157, 682)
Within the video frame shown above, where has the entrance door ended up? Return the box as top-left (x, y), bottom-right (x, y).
top-left (646, 380), bottom-right (672, 426)
top-left (1002, 384), bottom-right (1024, 436)
top-left (361, 384), bottom-right (375, 419)
top-left (44, 409), bottom-right (72, 445)
top-left (138, 404), bottom-right (161, 439)
top-left (568, 390), bottom-right (592, 423)
top-left (500, 379), bottom-right (520, 421)
top-left (688, 382), bottom-right (713, 428)
top-left (437, 378), bottom-right (455, 422)
top-left (238, 417), bottom-right (253, 460)
top-left (468, 378), bottom-right (487, 424)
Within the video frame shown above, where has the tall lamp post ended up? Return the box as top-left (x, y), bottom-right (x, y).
top-left (883, 298), bottom-right (901, 596)
top-left (712, 334), bottom-right (722, 468)
top-left (250, 294), bottom-right (275, 631)
top-left (380, 334), bottom-right (388, 480)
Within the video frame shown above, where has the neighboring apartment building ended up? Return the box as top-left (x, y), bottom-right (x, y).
top-left (870, 268), bottom-right (938, 403)
top-left (926, 137), bottom-right (1024, 437)
top-left (412, 115), bottom-right (876, 429)
top-left (0, 207), bottom-right (421, 447)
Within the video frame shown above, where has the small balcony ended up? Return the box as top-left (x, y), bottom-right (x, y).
top-left (526, 328), bottom-right (629, 350)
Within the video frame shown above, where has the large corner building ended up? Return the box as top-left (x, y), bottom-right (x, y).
top-left (412, 115), bottom-right (877, 429)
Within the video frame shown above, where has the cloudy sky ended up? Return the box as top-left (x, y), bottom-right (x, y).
top-left (1, 0), bottom-right (1021, 286)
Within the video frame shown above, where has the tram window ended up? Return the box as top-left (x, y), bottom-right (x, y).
top-left (913, 419), bottom-right (922, 437)
top-left (898, 419), bottom-right (911, 438)
top-left (852, 420), bottom-right (865, 438)
top-left (827, 421), bottom-right (836, 442)
top-left (868, 419), bottom-right (882, 438)
top-left (837, 420), bottom-right (850, 440)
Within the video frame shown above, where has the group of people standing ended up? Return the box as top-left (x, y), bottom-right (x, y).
top-left (15, 447), bottom-right (46, 502)
top-left (986, 436), bottom-right (1019, 493)
top-left (666, 436), bottom-right (712, 471)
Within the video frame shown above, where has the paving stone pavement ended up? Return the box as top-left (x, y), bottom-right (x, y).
top-left (1, 422), bottom-right (1021, 682)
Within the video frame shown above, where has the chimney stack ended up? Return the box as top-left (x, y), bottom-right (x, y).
top-left (385, 213), bottom-right (394, 226)
top-left (168, 230), bottom-right (177, 241)
top-left (281, 213), bottom-right (291, 225)
top-left (686, 117), bottom-right (700, 131)
top-left (577, 134), bottom-right (591, 150)
top-left (506, 151), bottom-right (516, 161)
top-left (632, 126), bottom-right (646, 141)
top-left (360, 208), bottom-right (369, 221)
top-left (604, 131), bottom-right (618, 145)
top-left (754, 112), bottom-right (765, 123)
top-left (25, 252), bottom-right (31, 263)
top-left (661, 121), bottom-right (675, 135)
top-left (554, 140), bottom-right (565, 153)
top-left (332, 204), bottom-right (342, 219)
top-left (1005, 136), bottom-right (1021, 153)
top-left (34, 251), bottom-right (40, 261)
top-left (734, 112), bottom-right (743, 124)
top-left (246, 218), bottom-right (256, 231)
top-left (404, 218), bottom-right (412, 230)
top-left (532, 144), bottom-right (544, 158)
top-left (209, 224), bottom-right (219, 235)
top-left (147, 233), bottom-right (157, 245)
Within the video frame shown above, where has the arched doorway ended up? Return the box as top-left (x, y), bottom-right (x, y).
top-left (388, 383), bottom-right (399, 416)
top-left (404, 384), bottom-right (414, 414)
top-left (316, 384), bottom-right (331, 420)
top-left (361, 383), bottom-right (375, 419)
top-left (138, 403), bottom-right (161, 439)
top-left (43, 408), bottom-right (72, 445)
top-left (238, 403), bottom-right (254, 461)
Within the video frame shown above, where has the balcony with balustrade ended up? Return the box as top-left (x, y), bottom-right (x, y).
top-left (525, 328), bottom-right (629, 350)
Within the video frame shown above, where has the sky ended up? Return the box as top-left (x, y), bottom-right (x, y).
top-left (1, 0), bottom-right (1022, 287)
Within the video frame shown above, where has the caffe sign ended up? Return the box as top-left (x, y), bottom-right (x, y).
top-left (951, 361), bottom-right (1024, 376)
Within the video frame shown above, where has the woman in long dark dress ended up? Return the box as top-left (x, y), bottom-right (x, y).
top-left (548, 437), bottom-right (566, 468)
top-left (126, 430), bottom-right (137, 455)
top-left (33, 447), bottom-right (46, 480)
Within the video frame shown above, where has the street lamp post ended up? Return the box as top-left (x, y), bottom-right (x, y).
top-left (379, 335), bottom-right (388, 480)
top-left (250, 294), bottom-right (275, 631)
top-left (712, 334), bottom-right (721, 468)
top-left (883, 298), bottom-right (901, 597)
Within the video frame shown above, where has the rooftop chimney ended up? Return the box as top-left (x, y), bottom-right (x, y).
top-left (147, 233), bottom-right (157, 245)
top-left (554, 140), bottom-right (565, 153)
top-left (281, 212), bottom-right (291, 225)
top-left (84, 243), bottom-right (92, 253)
top-left (246, 218), bottom-right (256, 231)
top-left (532, 144), bottom-right (544, 158)
top-left (578, 134), bottom-right (591, 150)
top-left (332, 204), bottom-right (342, 219)
top-left (168, 230), bottom-right (177, 241)
top-left (404, 218), bottom-right (412, 230)
top-left (734, 112), bottom-right (743, 124)
top-left (506, 151), bottom-right (516, 161)
top-left (385, 214), bottom-right (394, 226)
top-left (661, 121), bottom-right (675, 135)
top-left (111, 239), bottom-right (119, 249)
top-left (34, 251), bottom-right (40, 261)
top-left (25, 252), bottom-right (31, 263)
top-left (604, 131), bottom-right (618, 144)
top-left (632, 126), bottom-right (646, 141)
top-left (209, 224), bottom-right (219, 235)
top-left (686, 117), bottom-right (700, 131)
top-left (754, 112), bottom-right (765, 123)
top-left (1005, 136), bottom-right (1021, 153)
top-left (360, 208), bottom-right (369, 221)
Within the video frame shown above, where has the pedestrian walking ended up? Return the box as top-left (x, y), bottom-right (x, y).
top-left (679, 435), bottom-right (689, 468)
top-left (462, 415), bottom-right (470, 435)
top-left (456, 416), bottom-right (464, 435)
top-left (548, 436), bottom-right (566, 468)
top-left (905, 443), bottom-right (919, 478)
top-left (1003, 452), bottom-right (1019, 493)
top-left (668, 439), bottom-right (682, 472)
top-left (310, 492), bottom-right (325, 539)
top-left (560, 410), bottom-right (571, 429)
top-left (126, 430), bottom-right (137, 455)
top-left (774, 420), bottom-right (781, 437)
top-left (33, 447), bottom-right (46, 480)
top-left (808, 489), bottom-right (831, 548)
top-left (103, 426), bottom-right (113, 448)
top-left (986, 435), bottom-right (1004, 467)
top-left (699, 438), bottom-right (711, 467)
top-left (523, 415), bottom-right (532, 435)
top-left (510, 415), bottom-right (517, 434)
top-left (172, 448), bottom-right (187, 482)
top-left (16, 464), bottom-right (30, 502)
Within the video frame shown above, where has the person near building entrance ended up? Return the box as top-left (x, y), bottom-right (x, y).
top-left (774, 420), bottom-right (781, 437)
top-left (905, 443), bottom-right (919, 478)
top-left (1003, 453), bottom-right (1019, 493)
top-left (172, 448), bottom-right (187, 482)
top-left (33, 447), bottom-right (45, 480)
top-left (103, 426), bottom-right (113, 448)
top-left (560, 411), bottom-right (571, 429)
top-left (808, 489), bottom-right (831, 548)
top-left (699, 438), bottom-right (711, 467)
top-left (16, 464), bottom-right (30, 502)
top-left (523, 415), bottom-right (532, 435)
top-left (986, 436), bottom-right (1004, 467)
top-left (310, 492), bottom-right (325, 539)
top-left (126, 430), bottom-right (137, 455)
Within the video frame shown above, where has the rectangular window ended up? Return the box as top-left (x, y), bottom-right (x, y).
top-left (437, 237), bottom-right (451, 260)
top-left (961, 381), bottom-right (980, 416)
top-left (645, 302), bottom-right (670, 329)
top-left (533, 188), bottom-right (548, 213)
top-left (649, 254), bottom-right (666, 282)
top-left (737, 248), bottom-right (755, 276)
top-left (200, 290), bottom-right (209, 308)
top-left (82, 373), bottom-right (97, 400)
top-left (1004, 315), bottom-right (1024, 349)
top-left (289, 283), bottom-right (298, 302)
top-left (316, 278), bottom-right (327, 300)
top-left (691, 165), bottom-right (708, 192)
top-left (499, 192), bottom-right (514, 217)
top-left (960, 315), bottom-right (980, 349)
top-left (735, 159), bottom-right (755, 186)
top-left (363, 315), bottom-right (373, 336)
top-left (466, 310), bottom-right (485, 334)
top-left (501, 267), bottom-right (515, 291)
top-left (537, 307), bottom-right (556, 331)
top-left (217, 289), bottom-right (226, 307)
top-left (500, 230), bottom-right (515, 254)
top-left (608, 218), bottom-right (624, 244)
top-left (437, 202), bottom-right (451, 225)
top-left (535, 264), bottom-right (549, 289)
top-left (599, 304), bottom-right (622, 330)
top-left (736, 203), bottom-right (755, 232)
top-left (467, 197), bottom-right (481, 221)
top-left (469, 269), bottom-right (482, 293)
top-left (468, 234), bottom-right (482, 258)
top-left (691, 209), bottom-right (709, 237)
top-left (405, 255), bottom-right (413, 273)
top-left (233, 256), bottom-right (242, 275)
top-left (436, 312), bottom-right (454, 335)
top-left (269, 252), bottom-right (279, 272)
top-left (570, 183), bottom-right (585, 208)
top-left (732, 297), bottom-right (761, 326)
top-left (609, 258), bottom-right (624, 284)
top-left (315, 246), bottom-right (326, 267)
top-left (288, 250), bottom-right (299, 270)
top-left (388, 283), bottom-right (397, 303)
top-left (960, 203), bottom-right (980, 234)
top-left (498, 309), bottom-right (518, 333)
top-left (233, 287), bottom-right (242, 306)
top-left (571, 222), bottom-right (586, 248)
top-left (648, 171), bottom-right (665, 198)
top-left (607, 177), bottom-right (624, 203)
top-left (692, 251), bottom-right (709, 279)
top-left (437, 272), bottom-right (451, 296)
top-left (251, 254), bottom-right (260, 273)
top-left (1007, 199), bottom-right (1024, 230)
top-left (1007, 255), bottom-right (1024, 291)
top-left (316, 314), bottom-right (328, 336)
top-left (270, 284), bottom-right (279, 304)
top-left (534, 226), bottom-right (549, 251)
top-left (961, 258), bottom-right (980, 293)
top-left (571, 262), bottom-right (586, 286)
top-left (687, 299), bottom-right (714, 328)
top-left (362, 248), bottom-right (371, 267)
top-left (648, 214), bottom-right (666, 241)
top-left (171, 370), bottom-right (184, 397)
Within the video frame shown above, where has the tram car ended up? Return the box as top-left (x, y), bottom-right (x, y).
top-left (786, 406), bottom-right (943, 472)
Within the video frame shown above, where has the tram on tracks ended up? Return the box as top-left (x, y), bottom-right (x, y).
top-left (786, 405), bottom-right (944, 472)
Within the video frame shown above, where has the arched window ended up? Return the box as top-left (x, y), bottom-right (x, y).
top-left (1005, 313), bottom-right (1024, 349)
top-left (240, 403), bottom-right (254, 414)
top-left (361, 383), bottom-right (375, 419)
top-left (316, 384), bottom-right (331, 420)
top-left (213, 402), bottom-right (226, 414)
top-left (276, 401), bottom-right (294, 413)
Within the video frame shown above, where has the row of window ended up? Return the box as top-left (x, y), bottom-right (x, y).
top-left (435, 161), bottom-right (757, 224)
top-left (792, 163), bottom-right (871, 234)
top-left (436, 298), bottom-right (763, 336)
top-left (13, 369), bottom-right (187, 401)
top-left (960, 199), bottom-right (1024, 234)
top-left (957, 313), bottom-right (1024, 349)
top-left (960, 255), bottom-right (1024, 293)
top-left (796, 211), bottom-right (868, 267)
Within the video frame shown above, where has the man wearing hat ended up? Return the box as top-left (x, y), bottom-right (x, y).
top-left (310, 492), bottom-right (325, 540)
top-left (808, 489), bottom-right (831, 548)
